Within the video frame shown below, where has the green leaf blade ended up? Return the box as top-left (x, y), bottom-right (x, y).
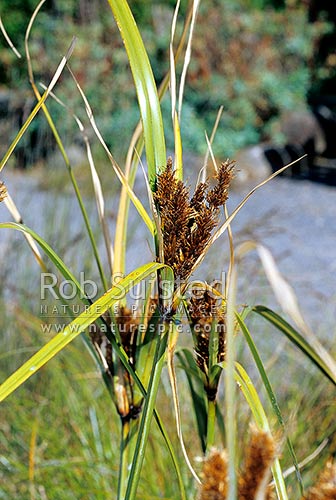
top-left (253, 305), bottom-right (336, 385)
top-left (107, 0), bottom-right (166, 189)
top-left (0, 262), bottom-right (168, 402)
top-left (236, 312), bottom-right (304, 494)
top-left (234, 362), bottom-right (289, 500)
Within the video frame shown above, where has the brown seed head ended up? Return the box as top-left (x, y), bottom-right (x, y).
top-left (154, 158), bottom-right (234, 283)
top-left (89, 306), bottom-right (139, 374)
top-left (302, 460), bottom-right (336, 500)
top-left (238, 426), bottom-right (276, 500)
top-left (188, 287), bottom-right (226, 399)
top-left (0, 182), bottom-right (7, 202)
top-left (207, 160), bottom-right (235, 208)
top-left (199, 448), bottom-right (228, 500)
top-left (115, 306), bottom-right (139, 367)
top-left (154, 159), bottom-right (195, 280)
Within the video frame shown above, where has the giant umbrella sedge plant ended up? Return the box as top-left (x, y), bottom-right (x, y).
top-left (0, 1), bottom-right (335, 499)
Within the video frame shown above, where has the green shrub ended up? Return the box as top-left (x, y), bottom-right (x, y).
top-left (0, 1), bottom-right (330, 161)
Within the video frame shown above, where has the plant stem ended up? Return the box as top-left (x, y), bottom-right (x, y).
top-left (118, 420), bottom-right (130, 500)
top-left (206, 398), bottom-right (216, 451)
top-left (226, 267), bottom-right (237, 500)
top-left (118, 418), bottom-right (139, 500)
top-left (124, 322), bottom-right (169, 500)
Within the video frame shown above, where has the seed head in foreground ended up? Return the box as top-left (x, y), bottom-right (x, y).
top-left (198, 448), bottom-right (228, 500)
top-left (302, 460), bottom-right (336, 500)
top-left (238, 426), bottom-right (276, 500)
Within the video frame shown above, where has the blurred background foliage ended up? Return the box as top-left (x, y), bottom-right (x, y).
top-left (0, 0), bottom-right (334, 161)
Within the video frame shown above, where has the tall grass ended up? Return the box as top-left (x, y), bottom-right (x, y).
top-left (0, 1), bottom-right (335, 499)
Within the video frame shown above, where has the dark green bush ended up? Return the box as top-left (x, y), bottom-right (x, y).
top-left (0, 0), bottom-right (330, 161)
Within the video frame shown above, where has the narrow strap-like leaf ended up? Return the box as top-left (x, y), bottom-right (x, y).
top-left (125, 322), bottom-right (170, 500)
top-left (253, 305), bottom-right (336, 385)
top-left (106, 0), bottom-right (166, 189)
top-left (0, 261), bottom-right (166, 402)
top-left (236, 311), bottom-right (304, 494)
top-left (176, 349), bottom-right (208, 453)
top-left (234, 362), bottom-right (289, 500)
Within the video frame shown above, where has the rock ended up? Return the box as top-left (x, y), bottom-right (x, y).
top-left (233, 144), bottom-right (271, 187)
top-left (48, 145), bottom-right (87, 169)
top-left (280, 109), bottom-right (325, 154)
top-left (0, 89), bottom-right (10, 118)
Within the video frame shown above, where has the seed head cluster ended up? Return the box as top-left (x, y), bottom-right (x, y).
top-left (154, 158), bottom-right (234, 282)
top-left (238, 427), bottom-right (276, 500)
top-left (302, 460), bottom-right (336, 500)
top-left (199, 449), bottom-right (228, 500)
top-left (89, 297), bottom-right (158, 422)
top-left (199, 427), bottom-right (276, 500)
top-left (89, 304), bottom-right (157, 421)
top-left (114, 306), bottom-right (139, 368)
top-left (188, 286), bottom-right (226, 399)
top-left (0, 182), bottom-right (7, 202)
top-left (199, 429), bottom-right (336, 500)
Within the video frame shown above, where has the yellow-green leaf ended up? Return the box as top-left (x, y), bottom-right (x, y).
top-left (106, 0), bottom-right (166, 189)
top-left (0, 262), bottom-right (169, 402)
top-left (234, 363), bottom-right (289, 500)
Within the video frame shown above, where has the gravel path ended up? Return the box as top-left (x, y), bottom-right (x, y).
top-left (227, 177), bottom-right (336, 335)
top-left (0, 168), bottom-right (335, 338)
